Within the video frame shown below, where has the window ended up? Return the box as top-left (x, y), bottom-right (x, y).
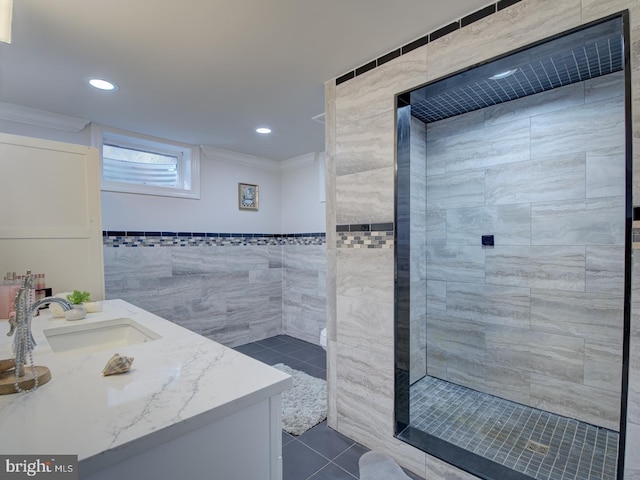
top-left (95, 126), bottom-right (200, 199)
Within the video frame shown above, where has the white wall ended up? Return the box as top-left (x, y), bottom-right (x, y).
top-left (101, 149), bottom-right (283, 233)
top-left (280, 152), bottom-right (326, 233)
top-left (0, 111), bottom-right (326, 234)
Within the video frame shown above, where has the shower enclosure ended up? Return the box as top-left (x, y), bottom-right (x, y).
top-left (394, 15), bottom-right (630, 480)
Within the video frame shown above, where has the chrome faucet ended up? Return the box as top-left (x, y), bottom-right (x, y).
top-left (29, 296), bottom-right (74, 316)
top-left (7, 296), bottom-right (74, 338)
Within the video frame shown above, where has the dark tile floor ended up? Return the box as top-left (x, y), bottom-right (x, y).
top-left (234, 334), bottom-right (424, 480)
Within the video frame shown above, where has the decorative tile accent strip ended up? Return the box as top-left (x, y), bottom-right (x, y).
top-left (103, 231), bottom-right (326, 247)
top-left (336, 223), bottom-right (394, 249)
top-left (335, 0), bottom-right (522, 86)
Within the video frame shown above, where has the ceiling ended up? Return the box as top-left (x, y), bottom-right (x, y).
top-left (0, 0), bottom-right (493, 162)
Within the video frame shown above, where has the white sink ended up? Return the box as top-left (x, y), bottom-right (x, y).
top-left (43, 318), bottom-right (161, 354)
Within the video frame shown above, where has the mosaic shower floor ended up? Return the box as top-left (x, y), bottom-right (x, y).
top-left (410, 375), bottom-right (618, 480)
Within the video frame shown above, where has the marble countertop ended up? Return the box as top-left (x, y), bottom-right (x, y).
top-left (0, 299), bottom-right (291, 476)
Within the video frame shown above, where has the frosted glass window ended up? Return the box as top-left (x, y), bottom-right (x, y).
top-left (97, 127), bottom-right (200, 199)
top-left (103, 144), bottom-right (181, 188)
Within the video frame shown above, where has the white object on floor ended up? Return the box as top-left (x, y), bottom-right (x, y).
top-left (320, 327), bottom-right (327, 350)
top-left (359, 451), bottom-right (411, 480)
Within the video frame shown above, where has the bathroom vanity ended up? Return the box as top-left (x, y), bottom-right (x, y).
top-left (0, 299), bottom-right (292, 479)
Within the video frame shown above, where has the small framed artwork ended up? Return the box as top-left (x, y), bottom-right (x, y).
top-left (238, 183), bottom-right (259, 210)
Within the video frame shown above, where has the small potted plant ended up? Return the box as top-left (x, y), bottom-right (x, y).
top-left (64, 290), bottom-right (89, 320)
top-left (64, 290), bottom-right (102, 320)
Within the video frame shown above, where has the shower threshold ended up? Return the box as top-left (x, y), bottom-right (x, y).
top-left (409, 375), bottom-right (618, 480)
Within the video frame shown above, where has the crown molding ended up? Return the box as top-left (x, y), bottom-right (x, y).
top-left (280, 152), bottom-right (317, 172)
top-left (200, 145), bottom-right (282, 172)
top-left (0, 101), bottom-right (90, 132)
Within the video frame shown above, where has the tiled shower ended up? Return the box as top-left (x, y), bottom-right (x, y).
top-left (396, 16), bottom-right (627, 480)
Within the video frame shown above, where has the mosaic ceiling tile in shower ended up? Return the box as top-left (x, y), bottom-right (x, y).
top-left (411, 17), bottom-right (624, 124)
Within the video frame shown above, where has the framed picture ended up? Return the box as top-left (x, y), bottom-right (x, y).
top-left (238, 183), bottom-right (259, 210)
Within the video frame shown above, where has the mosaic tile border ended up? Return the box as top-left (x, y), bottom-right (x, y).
top-left (103, 231), bottom-right (326, 247)
top-left (336, 222), bottom-right (394, 249)
top-left (335, 0), bottom-right (522, 86)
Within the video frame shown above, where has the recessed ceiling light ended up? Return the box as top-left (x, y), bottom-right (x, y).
top-left (89, 78), bottom-right (118, 91)
top-left (489, 69), bottom-right (518, 80)
top-left (256, 127), bottom-right (272, 134)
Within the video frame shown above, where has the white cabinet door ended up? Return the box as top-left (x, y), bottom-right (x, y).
top-left (0, 133), bottom-right (104, 300)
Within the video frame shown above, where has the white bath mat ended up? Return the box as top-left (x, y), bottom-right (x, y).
top-left (273, 363), bottom-right (327, 436)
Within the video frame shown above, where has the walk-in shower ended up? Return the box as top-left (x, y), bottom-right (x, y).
top-left (394, 14), bottom-right (630, 480)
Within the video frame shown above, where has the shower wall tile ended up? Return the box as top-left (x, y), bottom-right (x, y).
top-left (427, 315), bottom-right (485, 362)
top-left (581, 0), bottom-right (640, 25)
top-left (411, 347), bottom-right (427, 385)
top-left (426, 0), bottom-right (582, 82)
top-left (484, 363), bottom-right (531, 406)
top-left (335, 47), bottom-right (427, 122)
top-left (584, 340), bottom-right (623, 393)
top-left (531, 196), bottom-right (625, 245)
top-left (426, 170), bottom-right (485, 209)
top-left (586, 146), bottom-right (626, 198)
top-left (426, 280), bottom-right (447, 315)
top-left (530, 373), bottom-right (620, 430)
top-left (446, 356), bottom-right (486, 392)
top-left (483, 81), bottom-right (584, 127)
top-left (426, 137), bottom-right (446, 176)
top-left (485, 152), bottom-right (586, 205)
top-left (335, 343), bottom-right (432, 476)
top-left (335, 109), bottom-right (395, 176)
top-left (426, 342), bottom-right (448, 379)
top-left (586, 246), bottom-right (625, 294)
top-left (585, 71), bottom-right (625, 103)
top-left (446, 204), bottom-right (531, 246)
top-left (336, 248), bottom-right (394, 303)
top-left (530, 95), bottom-right (625, 158)
top-left (424, 454), bottom-right (482, 480)
top-left (629, 254), bottom-right (640, 425)
top-left (337, 295), bottom-right (394, 356)
top-left (485, 246), bottom-right (586, 291)
top-left (336, 167), bottom-right (394, 224)
top-left (530, 289), bottom-right (624, 343)
top-left (425, 109), bottom-right (485, 138)
top-left (284, 293), bottom-right (325, 344)
top-left (485, 326), bottom-right (585, 383)
top-left (426, 245), bottom-right (486, 283)
top-left (444, 118), bottom-right (530, 172)
top-left (426, 209), bottom-right (447, 245)
top-left (327, 339), bottom-right (338, 428)
top-left (446, 282), bottom-right (530, 328)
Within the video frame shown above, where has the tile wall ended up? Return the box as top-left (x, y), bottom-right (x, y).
top-left (103, 232), bottom-right (326, 347)
top-left (326, 0), bottom-right (640, 478)
top-left (421, 71), bottom-right (624, 431)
